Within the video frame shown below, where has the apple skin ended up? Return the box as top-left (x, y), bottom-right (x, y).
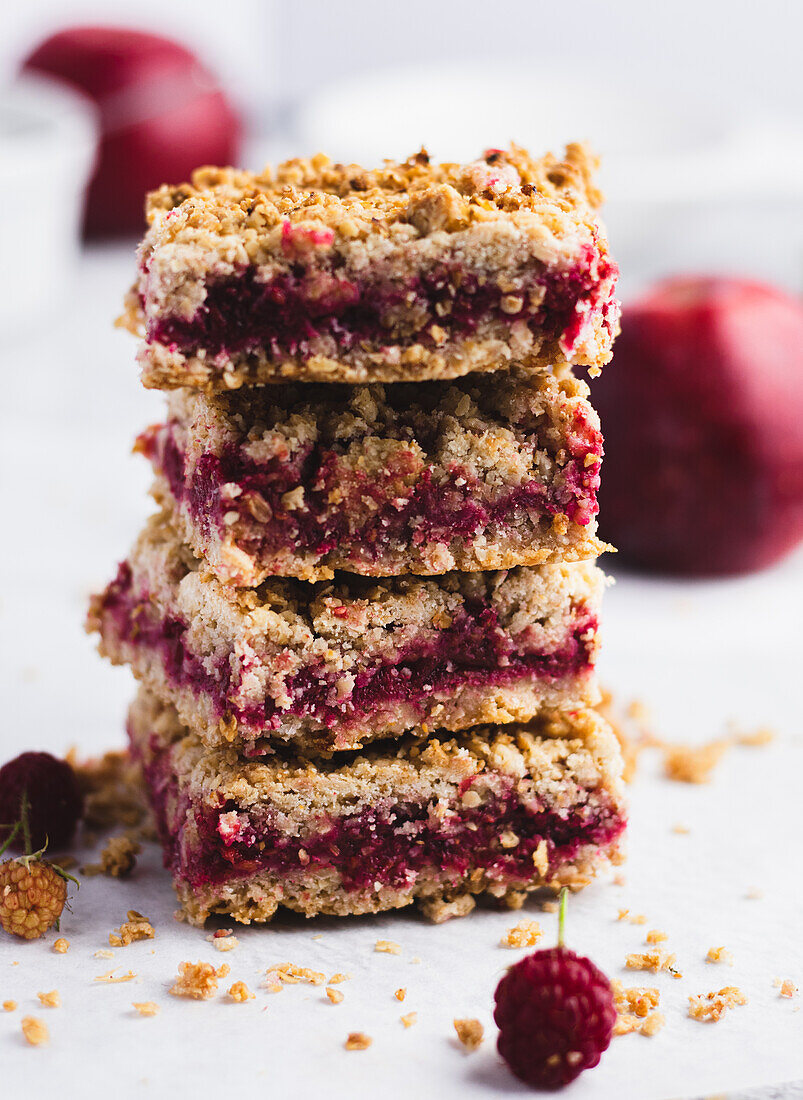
top-left (23, 27), bottom-right (241, 237)
top-left (593, 276), bottom-right (803, 576)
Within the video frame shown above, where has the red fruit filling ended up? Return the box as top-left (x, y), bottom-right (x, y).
top-left (140, 746), bottom-right (625, 894)
top-left (144, 246), bottom-right (618, 362)
top-left (141, 413), bottom-right (601, 570)
top-left (97, 563), bottom-right (597, 744)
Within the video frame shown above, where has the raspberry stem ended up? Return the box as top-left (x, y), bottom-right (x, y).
top-left (20, 791), bottom-right (32, 856)
top-left (0, 821), bottom-right (21, 858)
top-left (557, 886), bottom-right (568, 948)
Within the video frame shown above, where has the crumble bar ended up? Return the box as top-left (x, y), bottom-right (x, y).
top-left (140, 366), bottom-right (606, 585)
top-left (88, 512), bottom-right (603, 755)
top-left (129, 690), bottom-right (626, 926)
top-left (122, 144), bottom-right (619, 391)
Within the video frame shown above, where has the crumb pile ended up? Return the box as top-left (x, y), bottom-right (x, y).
top-left (88, 144), bottom-right (624, 927)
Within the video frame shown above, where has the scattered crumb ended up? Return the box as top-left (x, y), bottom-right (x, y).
top-left (745, 887), bottom-right (764, 900)
top-left (99, 835), bottom-right (141, 878)
top-left (227, 981), bottom-right (254, 1003)
top-left (706, 947), bottom-right (734, 966)
top-left (266, 963), bottom-right (325, 990)
top-left (3, 1001), bottom-right (17, 1012)
top-left (613, 874), bottom-right (626, 887)
top-left (400, 1012), bottom-right (417, 1028)
top-left (169, 961), bottom-right (230, 1000)
top-left (729, 723), bottom-right (775, 747)
top-left (395, 988), bottom-right (406, 1002)
top-left (326, 988), bottom-right (344, 1004)
top-left (454, 1017), bottom-right (484, 1051)
top-left (672, 824), bottom-right (690, 835)
top-left (617, 909), bottom-right (647, 925)
top-left (132, 1002), bottom-right (159, 1017)
top-left (210, 934), bottom-right (239, 953)
top-left (72, 750), bottom-right (147, 832)
top-left (646, 930), bottom-right (668, 944)
top-left (375, 940), bottom-right (401, 955)
top-left (21, 1016), bottom-right (48, 1046)
top-left (663, 740), bottom-right (728, 784)
top-left (410, 957), bottom-right (422, 964)
top-left (774, 979), bottom-right (798, 998)
top-left (541, 900), bottom-right (558, 914)
top-left (345, 1032), bottom-right (372, 1051)
top-left (52, 938), bottom-right (69, 954)
top-left (94, 969), bottom-right (136, 984)
top-left (328, 973), bottom-right (350, 984)
top-left (688, 987), bottom-right (748, 1021)
top-left (500, 919), bottom-right (542, 948)
top-left (37, 991), bottom-right (60, 1009)
top-left (598, 689), bottom-right (654, 781)
top-left (626, 950), bottom-right (681, 977)
top-left (94, 949), bottom-right (115, 960)
top-left (418, 894), bottom-right (475, 922)
top-left (109, 910), bottom-right (155, 947)
top-left (612, 980), bottom-right (664, 1036)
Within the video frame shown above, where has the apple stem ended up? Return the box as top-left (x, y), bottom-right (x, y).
top-left (557, 886), bottom-right (568, 948)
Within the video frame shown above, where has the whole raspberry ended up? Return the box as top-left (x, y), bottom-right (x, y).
top-left (0, 752), bottom-right (83, 851)
top-left (493, 890), bottom-right (615, 1089)
top-left (0, 859), bottom-right (68, 940)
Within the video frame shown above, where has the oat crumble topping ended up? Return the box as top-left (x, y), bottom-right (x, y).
top-left (3, 1000), bottom-right (17, 1012)
top-left (37, 990), bottom-right (60, 1008)
top-left (21, 1016), bottom-right (48, 1046)
top-left (209, 933), bottom-right (239, 952)
top-left (133, 1002), bottom-right (160, 1017)
top-left (170, 961), bottom-right (230, 999)
top-left (345, 1032), bottom-right (372, 1051)
top-left (774, 979), bottom-right (798, 998)
top-left (53, 938), bottom-right (69, 954)
top-left (99, 835), bottom-right (141, 878)
top-left (663, 740), bottom-right (728, 784)
top-left (375, 939), bottom-right (402, 955)
top-left (454, 1017), bottom-right (484, 1051)
top-left (688, 987), bottom-right (747, 1021)
top-left (266, 963), bottom-right (326, 989)
top-left (500, 919), bottom-right (543, 948)
top-left (646, 930), bottom-right (668, 944)
top-left (400, 1012), bottom-right (417, 1028)
top-left (326, 988), bottom-right (344, 1004)
top-left (227, 981), bottom-right (254, 1002)
top-left (625, 950), bottom-right (681, 977)
top-left (328, 973), bottom-right (350, 984)
top-left (706, 947), bottom-right (734, 966)
top-left (110, 910), bottom-right (155, 947)
top-left (611, 981), bottom-right (664, 1037)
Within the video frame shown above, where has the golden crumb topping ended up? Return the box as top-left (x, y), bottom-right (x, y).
top-left (400, 1012), bottom-right (418, 1028)
top-left (132, 1002), bottom-right (160, 1017)
top-left (663, 741), bottom-right (728, 784)
top-left (500, 919), bottom-right (542, 948)
top-left (37, 991), bottom-right (60, 1008)
top-left (375, 939), bottom-right (402, 955)
top-left (611, 981), bottom-right (663, 1037)
top-left (706, 947), bottom-right (734, 966)
top-left (454, 1017), bottom-right (484, 1051)
top-left (326, 988), bottom-right (344, 1005)
top-left (53, 938), bottom-right (70, 954)
top-left (99, 835), bottom-right (141, 878)
top-left (345, 1032), bottom-right (372, 1051)
top-left (625, 950), bottom-right (681, 978)
top-left (265, 963), bottom-right (326, 991)
top-left (22, 1016), bottom-right (48, 1046)
top-left (688, 987), bottom-right (747, 1022)
top-left (109, 910), bottom-right (155, 947)
top-left (170, 960), bottom-right (230, 1000)
top-left (227, 981), bottom-right (254, 1003)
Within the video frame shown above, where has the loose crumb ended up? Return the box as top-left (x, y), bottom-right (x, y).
top-left (99, 835), bottom-right (141, 878)
top-left (613, 874), bottom-right (626, 887)
top-left (400, 1012), bottom-right (417, 1028)
top-left (227, 981), bottom-right (254, 1003)
top-left (52, 938), bottom-right (69, 954)
top-left (688, 987), bottom-right (747, 1021)
top-left (626, 950), bottom-right (681, 977)
top-left (37, 991), bottom-right (60, 1008)
top-left (745, 887), bottom-right (764, 900)
top-left (3, 1000), bottom-right (17, 1012)
top-left (706, 947), bottom-right (734, 966)
top-left (326, 987), bottom-right (344, 1004)
top-left (345, 1032), bottom-right (372, 1051)
top-left (170, 961), bottom-right (230, 1000)
top-left (109, 910), bottom-right (155, 947)
top-left (72, 749), bottom-right (147, 832)
top-left (328, 972), bottom-right (350, 984)
top-left (375, 940), bottom-right (401, 955)
top-left (394, 988), bottom-right (406, 1002)
top-left (617, 909), bottom-right (647, 925)
top-left (208, 930), bottom-right (239, 952)
top-left (646, 930), bottom-right (668, 944)
top-left (612, 981), bottom-right (664, 1036)
top-left (94, 969), bottom-right (136, 984)
top-left (500, 919), bottom-right (542, 948)
top-left (94, 949), bottom-right (115, 960)
top-left (774, 979), bottom-right (798, 998)
top-left (132, 1002), bottom-right (160, 1017)
top-left (672, 824), bottom-right (690, 835)
top-left (730, 723), bottom-right (775, 747)
top-left (21, 1016), bottom-right (48, 1046)
top-left (540, 900), bottom-right (558, 914)
top-left (266, 963), bottom-right (325, 990)
top-left (663, 740), bottom-right (728, 784)
top-left (410, 957), bottom-right (422, 964)
top-left (454, 1017), bottom-right (484, 1051)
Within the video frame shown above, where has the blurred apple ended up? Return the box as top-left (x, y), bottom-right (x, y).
top-left (594, 276), bottom-right (803, 576)
top-left (23, 26), bottom-right (241, 237)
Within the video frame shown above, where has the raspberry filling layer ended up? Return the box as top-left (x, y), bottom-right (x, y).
top-left (98, 563), bottom-right (597, 740)
top-left (145, 244), bottom-right (618, 361)
top-left (142, 415), bottom-right (601, 568)
top-left (143, 752), bottom-right (624, 895)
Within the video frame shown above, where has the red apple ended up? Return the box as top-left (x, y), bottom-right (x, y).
top-left (23, 27), bottom-right (241, 237)
top-left (594, 276), bottom-right (803, 576)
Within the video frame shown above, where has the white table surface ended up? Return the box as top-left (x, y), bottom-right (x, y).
top-left (1, 247), bottom-right (801, 1099)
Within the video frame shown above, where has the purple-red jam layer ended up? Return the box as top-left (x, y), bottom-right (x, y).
top-left (143, 753), bottom-right (625, 895)
top-left (142, 415), bottom-right (601, 568)
top-left (144, 244), bottom-right (618, 363)
top-left (98, 563), bottom-right (597, 739)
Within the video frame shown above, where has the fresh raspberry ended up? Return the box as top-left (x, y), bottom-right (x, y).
top-left (0, 752), bottom-right (83, 851)
top-left (493, 890), bottom-right (615, 1089)
top-left (0, 859), bottom-right (68, 940)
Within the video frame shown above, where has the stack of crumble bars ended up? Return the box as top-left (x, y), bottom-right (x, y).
top-left (89, 143), bottom-right (626, 925)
